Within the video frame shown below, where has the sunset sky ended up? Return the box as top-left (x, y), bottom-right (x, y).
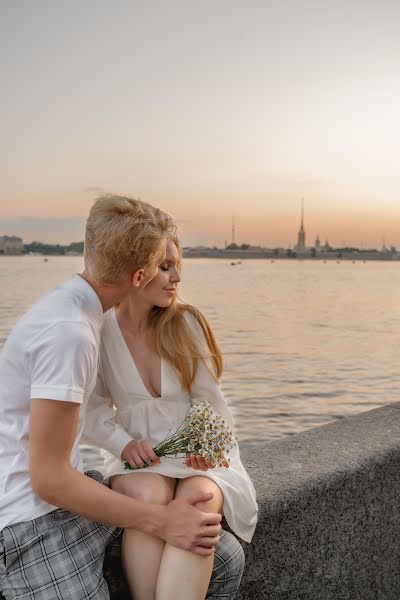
top-left (1, 0), bottom-right (400, 248)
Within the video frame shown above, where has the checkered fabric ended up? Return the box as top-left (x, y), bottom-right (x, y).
top-left (206, 530), bottom-right (245, 599)
top-left (0, 471), bottom-right (245, 600)
top-left (0, 472), bottom-right (120, 599)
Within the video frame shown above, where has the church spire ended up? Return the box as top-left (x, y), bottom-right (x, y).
top-left (295, 198), bottom-right (306, 251)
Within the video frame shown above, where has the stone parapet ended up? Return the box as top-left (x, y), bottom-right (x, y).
top-left (237, 402), bottom-right (400, 599)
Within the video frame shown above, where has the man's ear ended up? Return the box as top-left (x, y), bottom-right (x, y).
top-left (131, 268), bottom-right (145, 287)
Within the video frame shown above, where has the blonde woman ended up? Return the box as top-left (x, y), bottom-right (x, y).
top-left (85, 235), bottom-right (257, 600)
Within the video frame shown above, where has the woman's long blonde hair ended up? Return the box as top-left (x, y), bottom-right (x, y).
top-left (148, 237), bottom-right (223, 393)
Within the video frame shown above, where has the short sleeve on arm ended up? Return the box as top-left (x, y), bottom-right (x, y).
top-left (27, 321), bottom-right (97, 404)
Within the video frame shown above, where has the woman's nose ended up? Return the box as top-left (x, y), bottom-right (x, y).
top-left (171, 270), bottom-right (180, 283)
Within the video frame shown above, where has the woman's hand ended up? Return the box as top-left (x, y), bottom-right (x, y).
top-left (121, 439), bottom-right (160, 469)
top-left (185, 454), bottom-right (230, 470)
top-left (185, 454), bottom-right (214, 470)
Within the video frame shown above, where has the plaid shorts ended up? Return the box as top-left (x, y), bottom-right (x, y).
top-left (0, 471), bottom-right (245, 600)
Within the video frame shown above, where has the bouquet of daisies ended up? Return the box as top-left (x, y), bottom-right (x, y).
top-left (124, 401), bottom-right (237, 470)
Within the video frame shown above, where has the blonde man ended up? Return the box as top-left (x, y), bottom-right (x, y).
top-left (0, 196), bottom-right (244, 600)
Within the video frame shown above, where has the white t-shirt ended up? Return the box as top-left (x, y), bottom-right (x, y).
top-left (0, 274), bottom-right (106, 532)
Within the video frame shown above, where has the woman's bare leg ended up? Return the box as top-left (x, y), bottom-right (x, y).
top-left (156, 476), bottom-right (223, 600)
top-left (111, 473), bottom-right (176, 600)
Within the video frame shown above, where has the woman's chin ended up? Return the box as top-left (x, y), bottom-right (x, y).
top-left (154, 299), bottom-right (173, 309)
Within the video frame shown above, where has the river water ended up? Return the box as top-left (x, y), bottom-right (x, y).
top-left (1, 256), bottom-right (399, 456)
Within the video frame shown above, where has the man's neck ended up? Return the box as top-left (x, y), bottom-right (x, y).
top-left (79, 271), bottom-right (126, 313)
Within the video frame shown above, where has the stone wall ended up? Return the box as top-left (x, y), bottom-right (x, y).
top-left (237, 402), bottom-right (400, 599)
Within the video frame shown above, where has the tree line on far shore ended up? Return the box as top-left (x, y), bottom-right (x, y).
top-left (24, 241), bottom-right (84, 255)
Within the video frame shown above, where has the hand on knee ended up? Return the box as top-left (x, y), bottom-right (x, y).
top-left (193, 495), bottom-right (221, 514)
top-left (176, 477), bottom-right (223, 514)
top-left (111, 473), bottom-right (176, 505)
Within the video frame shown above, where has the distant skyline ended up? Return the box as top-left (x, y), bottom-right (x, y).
top-left (1, 1), bottom-right (400, 247)
top-left (0, 205), bottom-right (396, 250)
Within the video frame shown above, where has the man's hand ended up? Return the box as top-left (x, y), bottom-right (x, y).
top-left (159, 490), bottom-right (222, 556)
top-left (122, 439), bottom-right (160, 469)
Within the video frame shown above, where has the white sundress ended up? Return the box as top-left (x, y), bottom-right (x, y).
top-left (84, 307), bottom-right (258, 543)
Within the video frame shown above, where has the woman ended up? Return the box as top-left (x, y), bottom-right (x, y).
top-left (86, 234), bottom-right (257, 600)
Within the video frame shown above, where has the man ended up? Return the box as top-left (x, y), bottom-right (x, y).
top-left (0, 195), bottom-right (244, 599)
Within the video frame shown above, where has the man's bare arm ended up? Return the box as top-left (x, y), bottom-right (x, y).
top-left (29, 399), bottom-right (221, 556)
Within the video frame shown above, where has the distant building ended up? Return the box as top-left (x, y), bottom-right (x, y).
top-left (0, 235), bottom-right (24, 255)
top-left (294, 199), bottom-right (306, 252)
top-left (294, 199), bottom-right (311, 255)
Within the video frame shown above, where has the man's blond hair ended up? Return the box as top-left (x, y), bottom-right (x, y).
top-left (84, 194), bottom-right (176, 284)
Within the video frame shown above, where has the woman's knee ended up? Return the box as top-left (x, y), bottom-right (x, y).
top-left (111, 473), bottom-right (176, 505)
top-left (175, 476), bottom-right (223, 513)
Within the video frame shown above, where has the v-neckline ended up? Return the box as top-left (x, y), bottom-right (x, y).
top-left (111, 307), bottom-right (163, 399)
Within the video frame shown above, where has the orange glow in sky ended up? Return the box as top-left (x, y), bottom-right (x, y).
top-left (1, 1), bottom-right (400, 248)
